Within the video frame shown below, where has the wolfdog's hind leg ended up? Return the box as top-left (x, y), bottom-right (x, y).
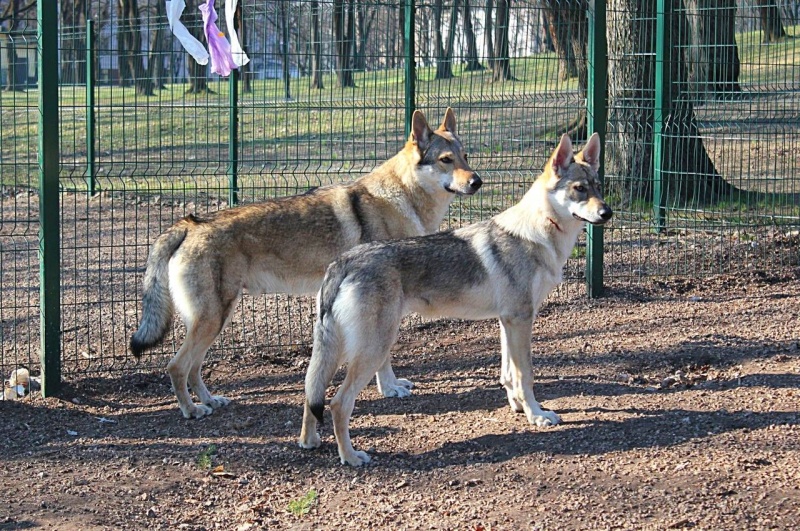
top-left (189, 295), bottom-right (240, 411)
top-left (169, 317), bottom-right (222, 419)
top-left (332, 352), bottom-right (391, 466)
top-left (299, 401), bottom-right (322, 449)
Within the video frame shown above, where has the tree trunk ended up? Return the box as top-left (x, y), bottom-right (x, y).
top-left (434, 0), bottom-right (460, 79)
top-left (237, 2), bottom-right (251, 93)
top-left (685, 0), bottom-right (741, 99)
top-left (279, 0), bottom-right (291, 99)
top-left (183, 0), bottom-right (211, 94)
top-left (566, 0), bottom-right (588, 140)
top-left (757, 0), bottom-right (787, 42)
top-left (607, 0), bottom-right (738, 206)
top-left (384, 5), bottom-right (396, 70)
top-left (310, 0), bottom-right (324, 89)
top-left (395, 4), bottom-right (401, 70)
top-left (118, 0), bottom-right (153, 95)
top-left (663, 1), bottom-right (731, 203)
top-left (463, 0), bottom-right (484, 71)
top-left (333, 0), bottom-right (356, 87)
top-left (541, 0), bottom-right (577, 81)
top-left (492, 0), bottom-right (513, 81)
top-left (419, 6), bottom-right (431, 66)
top-left (146, 0), bottom-right (166, 90)
top-left (445, 0), bottom-right (460, 71)
top-left (3, 0), bottom-right (22, 91)
top-left (354, 2), bottom-right (375, 72)
top-left (60, 0), bottom-right (87, 85)
top-left (485, 0), bottom-right (494, 68)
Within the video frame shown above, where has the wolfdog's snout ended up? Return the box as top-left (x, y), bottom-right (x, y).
top-left (468, 174), bottom-right (483, 192)
top-left (598, 204), bottom-right (613, 222)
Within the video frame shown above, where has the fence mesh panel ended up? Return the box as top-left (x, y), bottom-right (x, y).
top-left (1, 17), bottom-right (39, 394)
top-left (0, 1), bottom-right (797, 388)
top-left (603, 0), bottom-right (799, 283)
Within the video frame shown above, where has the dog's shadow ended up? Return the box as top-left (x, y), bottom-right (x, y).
top-left (322, 370), bottom-right (800, 471)
top-left (389, 406), bottom-right (797, 471)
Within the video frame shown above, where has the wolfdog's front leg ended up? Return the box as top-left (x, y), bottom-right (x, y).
top-left (499, 316), bottom-right (561, 427)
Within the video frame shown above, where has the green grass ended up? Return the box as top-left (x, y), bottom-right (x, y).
top-left (2, 25), bottom-right (798, 225)
top-left (1, 52), bottom-right (581, 191)
top-left (287, 489), bottom-right (317, 517)
top-left (196, 444), bottom-right (217, 469)
top-left (736, 24), bottom-right (800, 86)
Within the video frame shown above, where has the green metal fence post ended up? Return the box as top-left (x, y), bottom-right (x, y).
top-left (86, 19), bottom-right (96, 196)
top-left (403, 0), bottom-right (416, 137)
top-left (653, 0), bottom-right (671, 233)
top-left (229, 67), bottom-right (239, 206)
top-left (38, 0), bottom-right (61, 396)
top-left (586, 0), bottom-right (608, 298)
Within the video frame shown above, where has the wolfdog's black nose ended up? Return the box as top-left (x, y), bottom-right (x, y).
top-left (469, 175), bottom-right (482, 191)
top-left (599, 206), bottom-right (613, 221)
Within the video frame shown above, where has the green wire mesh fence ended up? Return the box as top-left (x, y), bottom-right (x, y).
top-left (0, 1), bottom-right (797, 393)
top-left (603, 0), bottom-right (800, 282)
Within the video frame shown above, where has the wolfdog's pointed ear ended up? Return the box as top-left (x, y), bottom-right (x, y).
top-left (438, 107), bottom-right (457, 134)
top-left (550, 134), bottom-right (574, 177)
top-left (580, 133), bottom-right (601, 172)
top-left (410, 110), bottom-right (433, 151)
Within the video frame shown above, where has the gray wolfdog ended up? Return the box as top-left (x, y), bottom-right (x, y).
top-left (129, 108), bottom-right (481, 419)
top-left (299, 133), bottom-right (611, 465)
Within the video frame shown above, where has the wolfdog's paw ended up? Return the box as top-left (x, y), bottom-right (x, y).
top-left (183, 403), bottom-right (214, 419)
top-left (298, 431), bottom-right (322, 449)
top-left (204, 395), bottom-right (231, 410)
top-left (341, 450), bottom-right (371, 467)
top-left (380, 379), bottom-right (414, 398)
top-left (530, 409), bottom-right (561, 427)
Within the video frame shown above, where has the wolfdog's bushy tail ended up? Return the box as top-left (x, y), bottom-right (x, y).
top-left (129, 216), bottom-right (195, 357)
top-left (305, 262), bottom-right (349, 424)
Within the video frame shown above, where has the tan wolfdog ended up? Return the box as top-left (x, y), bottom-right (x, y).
top-left (130, 108), bottom-right (481, 419)
top-left (299, 133), bottom-right (612, 465)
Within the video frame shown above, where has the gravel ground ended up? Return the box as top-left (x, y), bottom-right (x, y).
top-left (1, 269), bottom-right (799, 530)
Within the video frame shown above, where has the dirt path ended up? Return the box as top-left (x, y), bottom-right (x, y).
top-left (1, 271), bottom-right (799, 530)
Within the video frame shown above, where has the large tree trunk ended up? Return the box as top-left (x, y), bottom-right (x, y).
top-left (463, 0), bottom-right (484, 71)
top-left (566, 0), bottom-right (589, 140)
top-left (757, 0), bottom-right (787, 42)
top-left (685, 0), bottom-right (741, 99)
top-left (333, 0), bottom-right (356, 87)
top-left (607, 0), bottom-right (737, 206)
top-left (607, 0), bottom-right (657, 203)
top-left (529, 6), bottom-right (553, 53)
top-left (117, 0), bottom-right (153, 95)
top-left (310, 0), bottom-right (324, 89)
top-left (541, 0), bottom-right (577, 81)
top-left (492, 0), bottom-right (513, 81)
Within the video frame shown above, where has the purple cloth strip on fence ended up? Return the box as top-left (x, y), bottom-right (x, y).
top-left (199, 0), bottom-right (237, 77)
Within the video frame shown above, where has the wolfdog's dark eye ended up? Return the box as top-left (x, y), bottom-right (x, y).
top-left (440, 156), bottom-right (454, 164)
top-left (575, 185), bottom-right (586, 193)
top-left (464, 154), bottom-right (469, 162)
